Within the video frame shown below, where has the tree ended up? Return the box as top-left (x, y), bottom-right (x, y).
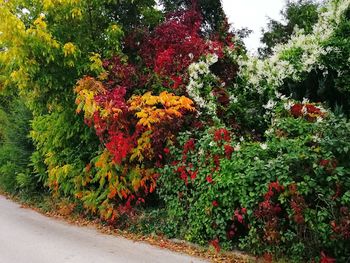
top-left (159, 0), bottom-right (228, 35)
top-left (0, 0), bottom-right (161, 195)
top-left (258, 0), bottom-right (320, 57)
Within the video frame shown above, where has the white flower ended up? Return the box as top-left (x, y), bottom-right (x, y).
top-left (263, 100), bottom-right (276, 110)
top-left (235, 0), bottom-right (350, 98)
top-left (197, 61), bottom-right (208, 75)
top-left (302, 98), bottom-right (310, 104)
top-left (249, 75), bottom-right (259, 86)
top-left (188, 63), bottom-right (195, 73)
top-left (316, 116), bottom-right (323, 123)
top-left (280, 95), bottom-right (288, 101)
top-left (312, 135), bottom-right (321, 142)
top-left (284, 101), bottom-right (293, 111)
top-left (229, 94), bottom-right (238, 103)
top-left (260, 143), bottom-right (268, 150)
top-left (209, 141), bottom-right (216, 147)
top-left (206, 53), bottom-right (218, 64)
top-left (265, 128), bottom-right (274, 136)
top-left (257, 87), bottom-right (264, 94)
top-left (234, 143), bottom-right (241, 151)
top-left (191, 71), bottom-right (198, 80)
top-left (319, 106), bottom-right (327, 114)
top-left (240, 136), bottom-right (245, 142)
top-left (275, 91), bottom-right (289, 101)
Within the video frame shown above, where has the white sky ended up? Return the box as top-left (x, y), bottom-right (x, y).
top-left (222, 0), bottom-right (286, 53)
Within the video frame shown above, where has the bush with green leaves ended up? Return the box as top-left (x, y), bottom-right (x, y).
top-left (145, 1), bottom-right (350, 260)
top-left (30, 109), bottom-right (100, 196)
top-left (158, 99), bottom-right (350, 261)
top-left (0, 0), bottom-right (349, 262)
top-left (0, 96), bottom-right (35, 193)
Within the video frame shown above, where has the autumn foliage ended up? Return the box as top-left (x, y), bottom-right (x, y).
top-left (1, 0), bottom-right (350, 262)
top-left (72, 9), bottom-right (227, 220)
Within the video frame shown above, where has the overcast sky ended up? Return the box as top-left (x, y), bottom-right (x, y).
top-left (222, 0), bottom-right (286, 53)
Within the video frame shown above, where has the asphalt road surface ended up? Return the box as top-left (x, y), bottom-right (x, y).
top-left (0, 195), bottom-right (206, 263)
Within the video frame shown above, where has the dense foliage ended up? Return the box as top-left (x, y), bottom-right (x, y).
top-left (0, 0), bottom-right (161, 198)
top-left (0, 95), bottom-right (34, 193)
top-left (0, 0), bottom-right (349, 262)
top-left (259, 0), bottom-right (320, 58)
top-left (159, 0), bottom-right (227, 35)
top-left (73, 8), bottom-right (237, 220)
top-left (159, 102), bottom-right (350, 261)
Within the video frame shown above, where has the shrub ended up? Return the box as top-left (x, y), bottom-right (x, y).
top-left (0, 97), bottom-right (35, 193)
top-left (73, 8), bottom-right (238, 222)
top-left (158, 99), bottom-right (350, 261)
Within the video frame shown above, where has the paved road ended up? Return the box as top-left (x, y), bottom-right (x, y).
top-left (0, 195), bottom-right (206, 263)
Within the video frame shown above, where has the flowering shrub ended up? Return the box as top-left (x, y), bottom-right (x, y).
top-left (231, 0), bottom-right (350, 134)
top-left (72, 3), bottom-right (350, 261)
top-left (158, 99), bottom-right (350, 261)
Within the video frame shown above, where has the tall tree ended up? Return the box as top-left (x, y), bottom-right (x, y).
top-left (159, 0), bottom-right (227, 35)
top-left (0, 0), bottom-right (161, 195)
top-left (258, 0), bottom-right (320, 57)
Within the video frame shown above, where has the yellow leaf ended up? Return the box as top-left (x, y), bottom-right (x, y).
top-left (63, 42), bottom-right (77, 57)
